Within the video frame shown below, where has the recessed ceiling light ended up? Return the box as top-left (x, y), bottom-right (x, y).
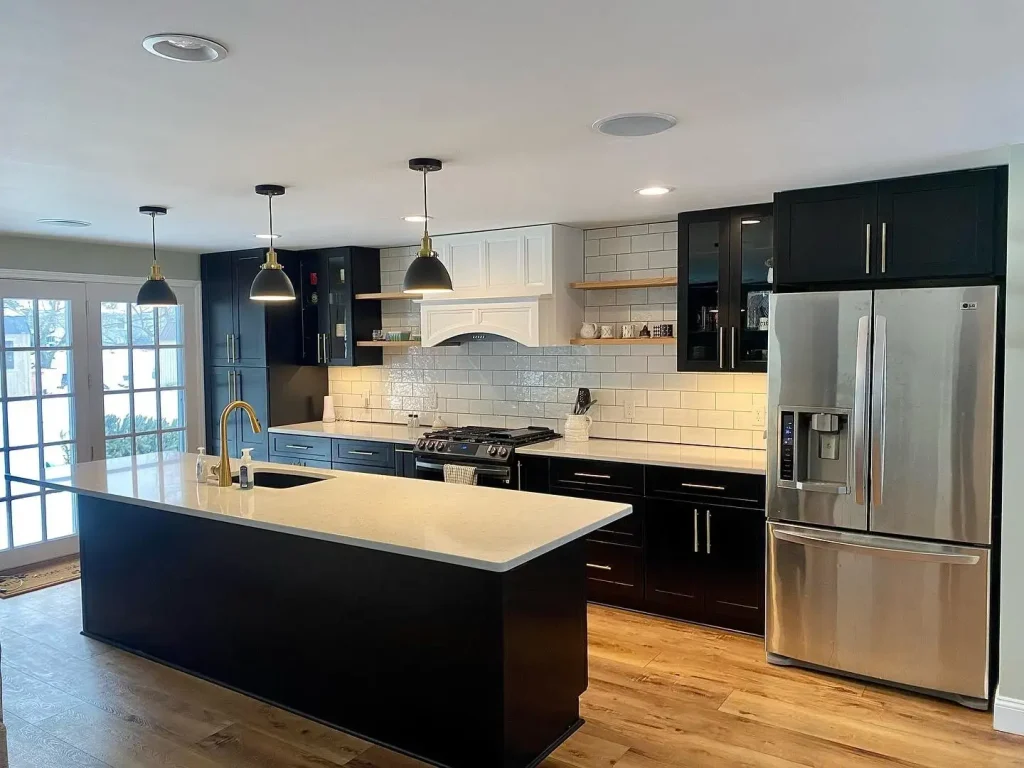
top-left (254, 233), bottom-right (281, 240)
top-left (635, 186), bottom-right (675, 197)
top-left (594, 113), bottom-right (677, 137)
top-left (37, 218), bottom-right (91, 228)
top-left (402, 215), bottom-right (432, 223)
top-left (741, 218), bottom-right (762, 225)
top-left (142, 34), bottom-right (228, 63)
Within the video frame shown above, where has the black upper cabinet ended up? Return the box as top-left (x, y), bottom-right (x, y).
top-left (678, 204), bottom-right (772, 373)
top-left (200, 248), bottom-right (303, 367)
top-left (774, 167), bottom-right (1006, 288)
top-left (298, 247), bottom-right (383, 367)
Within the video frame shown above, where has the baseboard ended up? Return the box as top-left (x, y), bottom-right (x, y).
top-left (994, 690), bottom-right (1024, 735)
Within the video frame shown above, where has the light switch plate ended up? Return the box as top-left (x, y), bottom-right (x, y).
top-left (752, 405), bottom-right (766, 428)
top-left (624, 400), bottom-right (636, 422)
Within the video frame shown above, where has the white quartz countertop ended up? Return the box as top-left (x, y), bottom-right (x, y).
top-left (9, 452), bottom-right (630, 572)
top-left (517, 438), bottom-right (767, 475)
top-left (268, 421), bottom-right (430, 445)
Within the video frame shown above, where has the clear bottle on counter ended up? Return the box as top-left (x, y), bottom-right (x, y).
top-left (238, 448), bottom-right (254, 490)
top-left (196, 447), bottom-right (207, 483)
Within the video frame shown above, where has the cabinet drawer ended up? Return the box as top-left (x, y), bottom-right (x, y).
top-left (333, 439), bottom-right (395, 468)
top-left (269, 455), bottom-right (332, 470)
top-left (550, 458), bottom-right (643, 496)
top-left (585, 540), bottom-right (643, 605)
top-left (269, 434), bottom-right (332, 461)
top-left (646, 465), bottom-right (764, 508)
top-left (332, 459), bottom-right (394, 476)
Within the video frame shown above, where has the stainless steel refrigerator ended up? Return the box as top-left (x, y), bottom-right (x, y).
top-left (766, 286), bottom-right (998, 708)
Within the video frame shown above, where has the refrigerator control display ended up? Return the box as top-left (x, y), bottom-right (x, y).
top-left (780, 412), bottom-right (795, 481)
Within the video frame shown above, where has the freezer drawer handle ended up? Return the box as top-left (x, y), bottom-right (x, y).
top-left (680, 482), bottom-right (726, 491)
top-left (794, 480), bottom-right (849, 495)
top-left (586, 563), bottom-right (612, 571)
top-left (773, 529), bottom-right (980, 565)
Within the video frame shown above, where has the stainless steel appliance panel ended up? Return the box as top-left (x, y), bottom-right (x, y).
top-left (869, 286), bottom-right (998, 545)
top-left (767, 291), bottom-right (873, 530)
top-left (766, 522), bottom-right (990, 700)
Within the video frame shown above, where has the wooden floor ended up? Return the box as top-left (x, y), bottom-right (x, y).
top-left (1, 580), bottom-right (1022, 767)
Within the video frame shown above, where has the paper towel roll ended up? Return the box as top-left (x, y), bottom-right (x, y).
top-left (322, 395), bottom-right (336, 423)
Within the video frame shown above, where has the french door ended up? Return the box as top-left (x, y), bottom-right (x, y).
top-left (0, 277), bottom-right (202, 571)
top-left (0, 280), bottom-right (89, 570)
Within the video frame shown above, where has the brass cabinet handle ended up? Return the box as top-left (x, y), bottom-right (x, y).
top-left (586, 563), bottom-right (612, 571)
top-left (226, 334), bottom-right (233, 363)
top-left (706, 510), bottom-right (712, 554)
top-left (865, 223), bottom-right (871, 274)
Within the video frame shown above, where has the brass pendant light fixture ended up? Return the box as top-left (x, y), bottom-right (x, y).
top-left (402, 158), bottom-right (453, 294)
top-left (136, 205), bottom-right (178, 306)
top-left (250, 184), bottom-right (296, 301)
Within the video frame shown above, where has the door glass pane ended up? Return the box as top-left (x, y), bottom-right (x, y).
top-left (42, 397), bottom-right (73, 443)
top-left (133, 391), bottom-right (157, 432)
top-left (132, 348), bottom-right (157, 389)
top-left (101, 302), bottom-right (128, 346)
top-left (106, 437), bottom-right (132, 457)
top-left (11, 495), bottom-right (43, 547)
top-left (6, 351), bottom-right (37, 397)
top-left (104, 393), bottom-right (131, 435)
top-left (7, 399), bottom-right (39, 446)
top-left (38, 300), bottom-right (70, 347)
top-left (159, 348), bottom-right (183, 387)
top-left (161, 430), bottom-right (185, 451)
top-left (42, 350), bottom-right (71, 394)
top-left (9, 446), bottom-right (40, 484)
top-left (0, 501), bottom-right (8, 550)
top-left (158, 306), bottom-right (181, 345)
top-left (686, 221), bottom-right (721, 365)
top-left (135, 434), bottom-right (161, 456)
top-left (327, 254), bottom-right (349, 360)
top-left (102, 349), bottom-right (130, 391)
top-left (738, 214), bottom-right (773, 364)
top-left (45, 491), bottom-right (74, 539)
top-left (43, 443), bottom-right (73, 474)
top-left (160, 389), bottom-right (183, 429)
top-left (4, 299), bottom-right (35, 348)
top-left (131, 305), bottom-right (155, 345)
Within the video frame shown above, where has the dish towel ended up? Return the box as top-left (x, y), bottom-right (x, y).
top-left (443, 464), bottom-right (478, 485)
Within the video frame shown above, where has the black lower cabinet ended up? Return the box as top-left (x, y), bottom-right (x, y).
top-left (704, 505), bottom-right (765, 634)
top-left (395, 447), bottom-right (417, 477)
top-left (585, 540), bottom-right (643, 607)
top-left (645, 499), bottom-right (706, 622)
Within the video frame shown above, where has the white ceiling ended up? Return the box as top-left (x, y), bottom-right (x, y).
top-left (3, 0), bottom-right (1023, 252)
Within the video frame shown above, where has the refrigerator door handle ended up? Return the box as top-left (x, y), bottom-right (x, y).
top-left (772, 528), bottom-right (980, 565)
top-left (853, 315), bottom-right (870, 506)
top-left (871, 315), bottom-right (887, 506)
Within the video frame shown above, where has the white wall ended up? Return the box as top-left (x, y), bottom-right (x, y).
top-left (0, 234), bottom-right (199, 281)
top-left (997, 145), bottom-right (1024, 734)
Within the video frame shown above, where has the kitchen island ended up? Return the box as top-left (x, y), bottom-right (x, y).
top-left (9, 452), bottom-right (631, 768)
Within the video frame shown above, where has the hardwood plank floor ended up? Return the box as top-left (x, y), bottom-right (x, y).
top-left (1, 580), bottom-right (1022, 767)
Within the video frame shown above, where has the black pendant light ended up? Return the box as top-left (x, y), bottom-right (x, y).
top-left (250, 184), bottom-right (296, 301)
top-left (136, 206), bottom-right (178, 306)
top-left (403, 158), bottom-right (453, 294)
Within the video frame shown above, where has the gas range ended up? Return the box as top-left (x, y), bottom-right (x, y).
top-left (413, 426), bottom-right (559, 467)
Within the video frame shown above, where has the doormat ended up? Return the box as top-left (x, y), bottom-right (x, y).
top-left (0, 555), bottom-right (80, 598)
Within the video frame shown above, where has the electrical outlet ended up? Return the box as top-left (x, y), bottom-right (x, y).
top-left (624, 400), bottom-right (637, 422)
top-left (363, 394), bottom-right (371, 410)
top-left (752, 405), bottom-right (766, 428)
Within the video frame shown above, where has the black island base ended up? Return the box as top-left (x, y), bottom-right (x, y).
top-left (77, 495), bottom-right (589, 768)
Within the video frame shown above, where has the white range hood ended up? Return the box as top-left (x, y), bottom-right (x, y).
top-left (418, 224), bottom-right (583, 347)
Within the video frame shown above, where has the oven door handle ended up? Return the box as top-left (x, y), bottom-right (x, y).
top-left (415, 459), bottom-right (511, 481)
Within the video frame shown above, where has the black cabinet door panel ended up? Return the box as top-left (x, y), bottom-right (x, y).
top-left (331, 460), bottom-right (394, 476)
top-left (206, 366), bottom-right (236, 453)
top-left (585, 540), bottom-right (643, 605)
top-left (549, 458), bottom-right (644, 496)
top-left (202, 255), bottom-right (235, 366)
top-left (269, 433), bottom-right (332, 461)
top-left (395, 448), bottom-right (416, 477)
top-left (645, 499), bottom-right (705, 620)
top-left (232, 252), bottom-right (268, 367)
top-left (333, 439), bottom-right (395, 469)
top-left (704, 506), bottom-right (765, 634)
top-left (775, 183), bottom-right (877, 285)
top-left (877, 169), bottom-right (999, 280)
top-left (235, 367), bottom-right (269, 455)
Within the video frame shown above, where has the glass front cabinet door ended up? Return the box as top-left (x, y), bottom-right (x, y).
top-left (677, 204), bottom-right (772, 373)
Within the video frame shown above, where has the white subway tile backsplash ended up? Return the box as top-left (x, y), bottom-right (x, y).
top-left (329, 219), bottom-right (766, 451)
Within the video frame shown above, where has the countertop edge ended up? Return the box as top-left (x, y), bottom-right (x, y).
top-left (12, 475), bottom-right (632, 573)
top-left (516, 443), bottom-right (767, 475)
top-left (267, 423), bottom-right (422, 445)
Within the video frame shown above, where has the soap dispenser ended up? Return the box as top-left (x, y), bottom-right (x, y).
top-left (238, 448), bottom-right (254, 490)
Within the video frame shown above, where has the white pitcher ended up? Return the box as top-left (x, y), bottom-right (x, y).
top-left (564, 414), bottom-right (592, 442)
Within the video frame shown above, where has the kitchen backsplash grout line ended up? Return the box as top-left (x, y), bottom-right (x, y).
top-left (330, 219), bottom-right (768, 450)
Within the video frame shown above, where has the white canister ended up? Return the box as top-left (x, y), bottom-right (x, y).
top-left (322, 395), bottom-right (336, 423)
top-left (563, 414), bottom-right (592, 442)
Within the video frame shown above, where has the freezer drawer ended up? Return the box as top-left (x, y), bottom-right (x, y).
top-left (767, 522), bottom-right (990, 700)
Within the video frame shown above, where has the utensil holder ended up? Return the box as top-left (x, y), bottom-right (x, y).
top-left (322, 395), bottom-right (336, 423)
top-left (564, 414), bottom-right (592, 442)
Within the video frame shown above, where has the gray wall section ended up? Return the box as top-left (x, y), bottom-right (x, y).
top-left (0, 234), bottom-right (200, 281)
top-left (1001, 145), bottom-right (1024, 708)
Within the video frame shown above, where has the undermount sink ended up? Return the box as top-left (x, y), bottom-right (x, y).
top-left (230, 470), bottom-right (330, 489)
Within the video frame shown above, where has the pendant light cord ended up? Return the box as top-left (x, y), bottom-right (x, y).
top-left (268, 194), bottom-right (274, 243)
top-left (422, 170), bottom-right (429, 239)
top-left (151, 213), bottom-right (157, 264)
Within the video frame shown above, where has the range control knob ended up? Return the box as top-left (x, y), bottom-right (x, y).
top-left (487, 445), bottom-right (498, 456)
top-left (417, 439), bottom-right (426, 449)
top-left (427, 440), bottom-right (435, 450)
top-left (436, 442), bottom-right (447, 452)
top-left (498, 446), bottom-right (509, 457)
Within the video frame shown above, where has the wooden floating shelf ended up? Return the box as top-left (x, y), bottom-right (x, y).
top-left (569, 277), bottom-right (678, 290)
top-left (355, 292), bottom-right (412, 301)
top-left (356, 340), bottom-right (421, 348)
top-left (570, 337), bottom-right (677, 346)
